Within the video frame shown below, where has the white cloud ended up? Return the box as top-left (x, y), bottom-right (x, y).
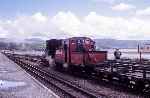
top-left (112, 3), bottom-right (136, 11)
top-left (91, 0), bottom-right (136, 4)
top-left (0, 11), bottom-right (150, 40)
top-left (136, 7), bottom-right (150, 16)
top-left (92, 0), bottom-right (115, 4)
top-left (0, 26), bottom-right (8, 38)
top-left (51, 12), bottom-right (81, 37)
top-left (32, 12), bottom-right (47, 22)
top-left (80, 12), bottom-right (149, 39)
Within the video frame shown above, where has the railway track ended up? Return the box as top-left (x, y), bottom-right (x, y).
top-left (3, 52), bottom-right (150, 97)
top-left (4, 53), bottom-right (108, 98)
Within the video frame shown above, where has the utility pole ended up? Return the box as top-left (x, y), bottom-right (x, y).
top-left (138, 44), bottom-right (142, 63)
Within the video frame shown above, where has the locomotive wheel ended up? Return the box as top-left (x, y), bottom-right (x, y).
top-left (62, 63), bottom-right (69, 72)
top-left (55, 62), bottom-right (63, 70)
top-left (55, 62), bottom-right (69, 71)
top-left (46, 56), bottom-right (55, 67)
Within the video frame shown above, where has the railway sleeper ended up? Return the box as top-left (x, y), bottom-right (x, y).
top-left (5, 54), bottom-right (150, 96)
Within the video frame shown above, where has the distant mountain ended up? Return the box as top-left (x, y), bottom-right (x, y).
top-left (24, 38), bottom-right (44, 43)
top-left (0, 38), bottom-right (12, 42)
top-left (0, 38), bottom-right (45, 43)
top-left (1, 38), bottom-right (150, 50)
top-left (95, 39), bottom-right (150, 49)
top-left (0, 38), bottom-right (45, 50)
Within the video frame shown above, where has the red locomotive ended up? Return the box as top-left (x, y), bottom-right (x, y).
top-left (46, 37), bottom-right (107, 71)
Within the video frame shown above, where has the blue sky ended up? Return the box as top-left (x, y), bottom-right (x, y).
top-left (0, 0), bottom-right (92, 18)
top-left (0, 0), bottom-right (149, 18)
top-left (0, 0), bottom-right (150, 40)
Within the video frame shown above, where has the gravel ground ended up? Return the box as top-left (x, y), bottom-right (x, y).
top-left (45, 67), bottom-right (144, 98)
top-left (5, 52), bottom-right (145, 98)
top-left (0, 53), bottom-right (59, 98)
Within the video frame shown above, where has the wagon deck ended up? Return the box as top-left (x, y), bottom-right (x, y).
top-left (94, 59), bottom-right (150, 94)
